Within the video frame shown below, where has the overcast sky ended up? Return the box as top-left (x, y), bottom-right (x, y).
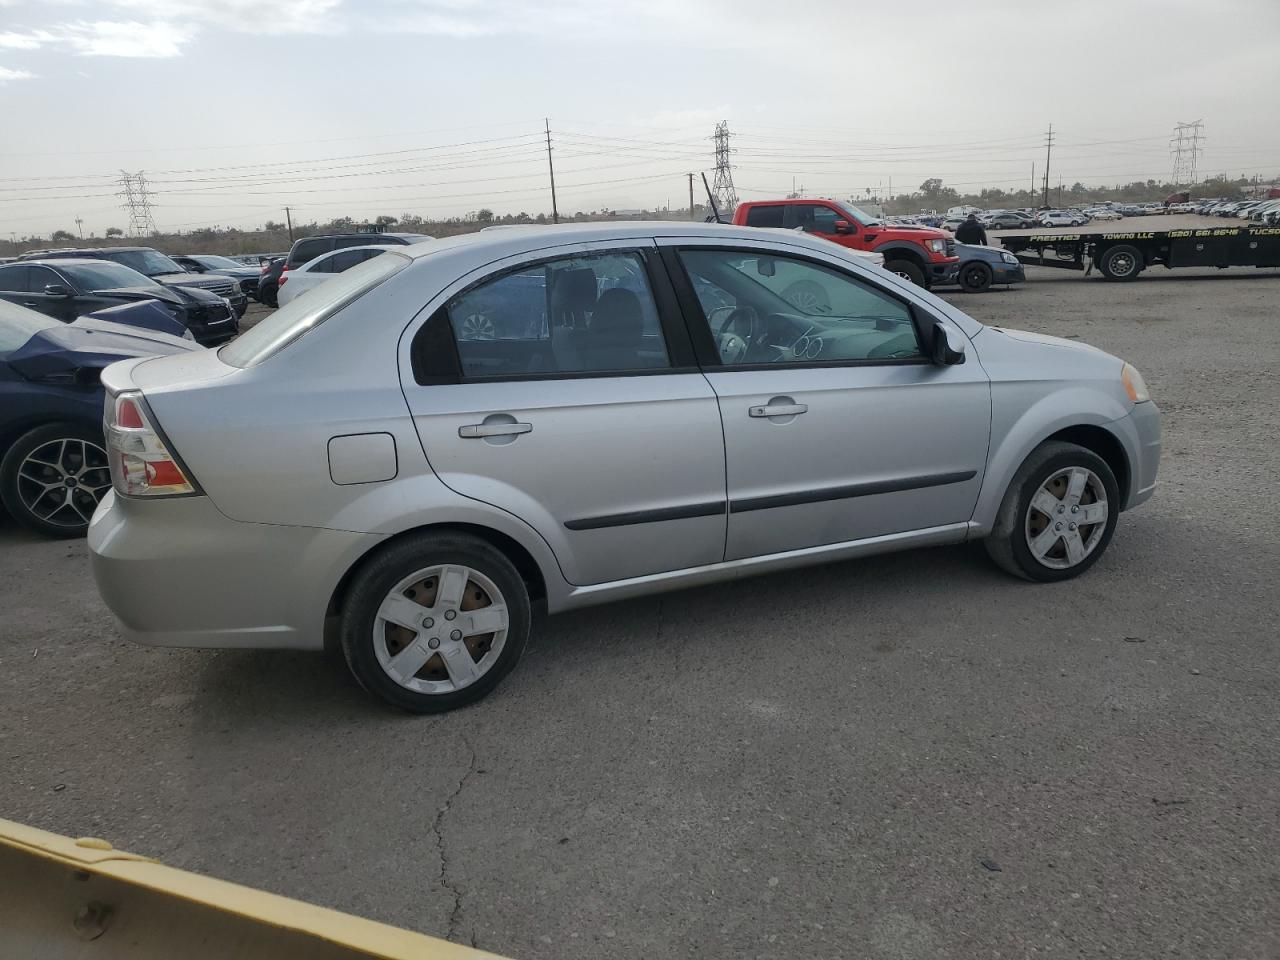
top-left (2, 0), bottom-right (1278, 237)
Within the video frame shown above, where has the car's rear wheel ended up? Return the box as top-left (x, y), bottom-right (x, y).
top-left (340, 533), bottom-right (531, 713)
top-left (0, 422), bottom-right (111, 539)
top-left (884, 259), bottom-right (926, 287)
top-left (984, 441), bottom-right (1120, 583)
top-left (958, 261), bottom-right (993, 293)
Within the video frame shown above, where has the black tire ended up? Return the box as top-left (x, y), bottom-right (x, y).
top-left (884, 258), bottom-right (926, 287)
top-left (0, 422), bottom-right (110, 539)
top-left (984, 441), bottom-right (1120, 583)
top-left (1098, 244), bottom-right (1143, 281)
top-left (340, 532), bottom-right (532, 713)
top-left (958, 261), bottom-right (993, 293)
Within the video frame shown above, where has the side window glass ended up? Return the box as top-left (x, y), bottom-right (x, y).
top-left (745, 205), bottom-right (785, 228)
top-left (677, 249), bottom-right (923, 365)
top-left (446, 252), bottom-right (671, 378)
top-left (28, 266), bottom-right (60, 292)
top-left (326, 250), bottom-right (368, 273)
top-left (808, 206), bottom-right (841, 234)
top-left (0, 266), bottom-right (29, 292)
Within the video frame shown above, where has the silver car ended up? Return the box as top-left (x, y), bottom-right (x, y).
top-left (89, 223), bottom-right (1161, 712)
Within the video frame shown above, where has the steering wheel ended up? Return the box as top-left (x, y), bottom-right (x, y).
top-left (717, 306), bottom-right (764, 364)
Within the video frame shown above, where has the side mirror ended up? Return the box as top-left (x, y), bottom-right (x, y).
top-left (43, 284), bottom-right (70, 298)
top-left (930, 320), bottom-right (966, 365)
top-left (833, 219), bottom-right (852, 234)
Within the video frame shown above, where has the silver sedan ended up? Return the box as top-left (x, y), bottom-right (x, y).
top-left (89, 223), bottom-right (1161, 712)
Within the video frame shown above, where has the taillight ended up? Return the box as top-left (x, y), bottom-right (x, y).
top-left (277, 274), bottom-right (288, 287)
top-left (105, 392), bottom-right (198, 497)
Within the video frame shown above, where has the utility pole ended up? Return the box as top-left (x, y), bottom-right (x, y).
top-left (74, 217), bottom-right (83, 239)
top-left (117, 170), bottom-right (157, 236)
top-left (284, 206), bottom-right (294, 242)
top-left (1041, 124), bottom-right (1054, 208)
top-left (545, 118), bottom-right (559, 224)
top-left (9, 232), bottom-right (16, 255)
top-left (688, 173), bottom-right (695, 220)
top-left (1031, 162), bottom-right (1035, 202)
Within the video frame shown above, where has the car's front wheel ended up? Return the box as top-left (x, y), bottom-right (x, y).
top-left (984, 441), bottom-right (1120, 582)
top-left (340, 533), bottom-right (532, 713)
top-left (958, 261), bottom-right (993, 293)
top-left (0, 422), bottom-right (111, 538)
top-left (884, 259), bottom-right (926, 287)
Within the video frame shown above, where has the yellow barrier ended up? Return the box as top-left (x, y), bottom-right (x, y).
top-left (0, 818), bottom-right (510, 959)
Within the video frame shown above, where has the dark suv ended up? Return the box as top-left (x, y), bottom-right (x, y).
top-left (21, 246), bottom-right (249, 317)
top-left (0, 259), bottom-right (239, 345)
top-left (284, 232), bottom-right (432, 272)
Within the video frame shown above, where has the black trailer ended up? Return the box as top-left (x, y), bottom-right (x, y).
top-left (999, 225), bottom-right (1280, 280)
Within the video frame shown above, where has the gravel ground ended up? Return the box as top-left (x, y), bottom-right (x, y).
top-left (2, 250), bottom-right (1279, 960)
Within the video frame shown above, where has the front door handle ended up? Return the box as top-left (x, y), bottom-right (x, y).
top-left (749, 401), bottom-right (808, 418)
top-left (458, 422), bottom-right (533, 439)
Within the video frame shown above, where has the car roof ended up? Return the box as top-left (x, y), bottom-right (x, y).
top-left (390, 220), bottom-right (871, 264)
top-left (5, 257), bottom-right (129, 267)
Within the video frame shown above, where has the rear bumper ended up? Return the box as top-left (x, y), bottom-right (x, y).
top-left (88, 491), bottom-right (379, 651)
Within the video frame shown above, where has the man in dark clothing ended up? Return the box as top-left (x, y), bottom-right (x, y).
top-left (954, 212), bottom-right (988, 245)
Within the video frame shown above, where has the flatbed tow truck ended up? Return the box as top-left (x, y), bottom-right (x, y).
top-left (999, 224), bottom-right (1280, 280)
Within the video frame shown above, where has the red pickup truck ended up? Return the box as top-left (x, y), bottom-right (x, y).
top-left (733, 198), bottom-right (960, 288)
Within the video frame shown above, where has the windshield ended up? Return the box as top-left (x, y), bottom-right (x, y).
top-left (60, 262), bottom-right (158, 291)
top-left (835, 202), bottom-right (881, 226)
top-left (194, 255), bottom-right (244, 269)
top-left (220, 251), bottom-right (409, 367)
top-left (107, 249), bottom-right (185, 277)
top-left (0, 300), bottom-right (59, 354)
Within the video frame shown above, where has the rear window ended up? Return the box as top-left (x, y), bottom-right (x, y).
top-left (219, 252), bottom-right (409, 367)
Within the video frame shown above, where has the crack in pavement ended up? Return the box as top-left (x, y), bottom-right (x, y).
top-left (432, 741), bottom-right (479, 944)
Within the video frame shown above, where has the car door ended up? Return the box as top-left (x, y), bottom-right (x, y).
top-left (664, 240), bottom-right (991, 561)
top-left (15, 266), bottom-right (79, 322)
top-left (0, 266), bottom-right (40, 315)
top-left (400, 242), bottom-right (727, 586)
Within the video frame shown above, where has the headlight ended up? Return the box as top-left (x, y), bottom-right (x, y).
top-left (1121, 362), bottom-right (1150, 403)
top-left (927, 238), bottom-right (946, 253)
top-left (1001, 252), bottom-right (1019, 264)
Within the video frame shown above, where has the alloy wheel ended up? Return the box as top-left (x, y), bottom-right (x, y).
top-left (373, 564), bottom-right (510, 694)
top-left (1024, 467), bottom-right (1109, 569)
top-left (16, 438), bottom-right (111, 529)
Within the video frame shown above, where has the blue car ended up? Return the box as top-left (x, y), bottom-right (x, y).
top-left (0, 300), bottom-right (198, 538)
top-left (949, 243), bottom-right (1027, 293)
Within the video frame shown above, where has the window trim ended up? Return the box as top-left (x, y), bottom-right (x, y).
top-left (660, 244), bottom-right (938, 372)
top-left (410, 246), bottom-right (698, 385)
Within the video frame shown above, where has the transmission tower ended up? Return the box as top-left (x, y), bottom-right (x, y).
top-left (1170, 121), bottom-right (1204, 188)
top-left (710, 121), bottom-right (738, 214)
top-left (117, 170), bottom-right (157, 235)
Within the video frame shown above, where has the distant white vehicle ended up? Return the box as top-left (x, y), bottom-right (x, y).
top-left (276, 245), bottom-right (393, 307)
top-left (1087, 208), bottom-right (1123, 221)
top-left (1037, 210), bottom-right (1086, 227)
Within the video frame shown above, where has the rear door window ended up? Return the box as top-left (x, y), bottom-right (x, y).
top-left (290, 238), bottom-right (331, 266)
top-left (0, 265), bottom-right (30, 292)
top-left (441, 252), bottom-right (670, 378)
top-left (744, 205), bottom-right (785, 228)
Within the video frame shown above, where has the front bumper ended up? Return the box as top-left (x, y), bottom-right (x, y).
top-left (992, 261), bottom-right (1026, 284)
top-left (89, 491), bottom-right (379, 650)
top-left (1110, 401), bottom-right (1162, 509)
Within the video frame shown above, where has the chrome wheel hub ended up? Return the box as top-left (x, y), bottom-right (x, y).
top-left (16, 438), bottom-right (111, 528)
top-left (373, 564), bottom-right (509, 694)
top-left (1024, 467), bottom-right (1108, 569)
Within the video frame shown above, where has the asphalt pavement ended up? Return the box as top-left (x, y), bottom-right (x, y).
top-left (3, 256), bottom-right (1279, 959)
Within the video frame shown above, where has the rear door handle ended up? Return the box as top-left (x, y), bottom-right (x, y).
top-left (749, 402), bottom-right (807, 418)
top-left (458, 422), bottom-right (533, 439)
top-left (21, 301), bottom-right (37, 307)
